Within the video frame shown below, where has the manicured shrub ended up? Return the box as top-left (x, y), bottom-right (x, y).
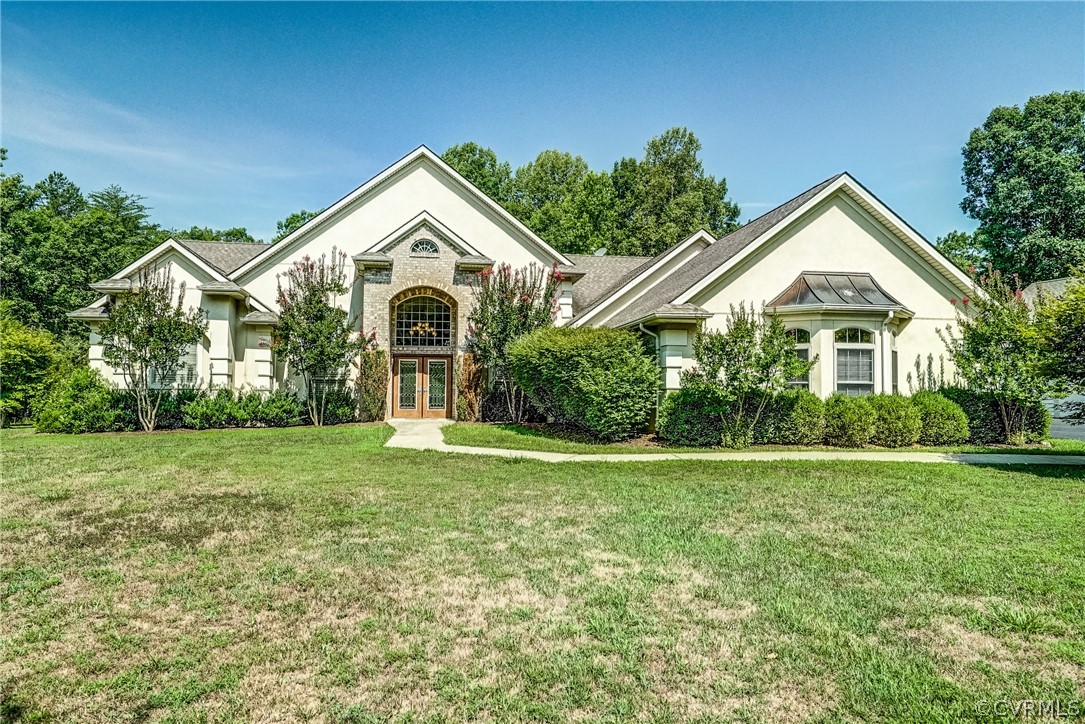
top-left (657, 374), bottom-right (726, 447)
top-left (508, 326), bottom-right (657, 441)
top-left (823, 394), bottom-right (876, 447)
top-left (156, 388), bottom-right (204, 430)
top-left (758, 389), bottom-right (826, 446)
top-left (940, 386), bottom-right (1050, 445)
top-left (183, 388), bottom-right (238, 430)
top-left (354, 350), bottom-right (389, 422)
top-left (867, 394), bottom-right (922, 448)
top-left (35, 368), bottom-right (121, 434)
top-left (252, 390), bottom-right (304, 428)
top-left (233, 390), bottom-right (265, 427)
top-left (312, 387), bottom-right (357, 426)
top-left (910, 391), bottom-right (969, 446)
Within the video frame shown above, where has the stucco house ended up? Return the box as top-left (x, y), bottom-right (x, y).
top-left (70, 146), bottom-right (976, 419)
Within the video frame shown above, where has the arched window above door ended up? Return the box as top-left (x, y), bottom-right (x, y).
top-left (394, 295), bottom-right (452, 347)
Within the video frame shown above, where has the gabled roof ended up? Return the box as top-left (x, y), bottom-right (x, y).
top-left (564, 253), bottom-right (652, 312)
top-left (1022, 276), bottom-right (1073, 306)
top-left (232, 146), bottom-right (572, 279)
top-left (601, 175), bottom-right (843, 328)
top-left (596, 173), bottom-right (975, 329)
top-left (363, 211), bottom-right (484, 258)
top-left (571, 229), bottom-right (716, 325)
top-left (175, 239), bottom-right (268, 275)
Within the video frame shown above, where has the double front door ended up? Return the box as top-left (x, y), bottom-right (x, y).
top-left (392, 355), bottom-right (451, 418)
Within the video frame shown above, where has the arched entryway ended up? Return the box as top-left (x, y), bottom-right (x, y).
top-left (389, 287), bottom-right (456, 418)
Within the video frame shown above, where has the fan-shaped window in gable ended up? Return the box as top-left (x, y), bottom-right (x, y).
top-left (409, 239), bottom-right (440, 258)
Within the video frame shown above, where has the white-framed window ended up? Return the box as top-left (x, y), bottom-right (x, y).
top-left (150, 343), bottom-right (199, 389)
top-left (786, 328), bottom-right (811, 389)
top-left (409, 239), bottom-right (439, 258)
top-left (835, 327), bottom-right (875, 396)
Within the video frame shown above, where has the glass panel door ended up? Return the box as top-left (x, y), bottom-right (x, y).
top-left (427, 359), bottom-right (447, 411)
top-left (398, 359), bottom-right (418, 410)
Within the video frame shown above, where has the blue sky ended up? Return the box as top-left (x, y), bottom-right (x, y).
top-left (3, 2), bottom-right (1082, 242)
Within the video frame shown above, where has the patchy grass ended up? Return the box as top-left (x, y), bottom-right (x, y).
top-left (1, 425), bottom-right (1083, 722)
top-left (444, 422), bottom-right (1085, 456)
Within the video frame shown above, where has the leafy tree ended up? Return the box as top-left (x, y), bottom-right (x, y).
top-left (443, 143), bottom-right (513, 204)
top-left (0, 301), bottom-right (60, 425)
top-left (692, 303), bottom-right (815, 448)
top-left (961, 91), bottom-right (1085, 283)
top-left (175, 226), bottom-right (260, 244)
top-left (935, 230), bottom-right (985, 272)
top-left (465, 263), bottom-right (560, 422)
top-left (273, 250), bottom-right (366, 426)
top-left (99, 264), bottom-right (208, 432)
top-left (272, 209), bottom-right (322, 243)
top-left (1036, 272), bottom-right (1085, 422)
top-left (611, 128), bottom-right (740, 256)
top-left (939, 266), bottom-right (1063, 444)
top-left (0, 152), bottom-right (168, 338)
top-left (34, 171), bottom-right (87, 218)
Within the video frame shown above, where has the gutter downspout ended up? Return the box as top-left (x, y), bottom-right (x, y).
top-left (639, 323), bottom-right (661, 421)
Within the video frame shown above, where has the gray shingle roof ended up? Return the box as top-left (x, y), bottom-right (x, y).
top-left (1022, 277), bottom-right (1073, 306)
top-left (176, 239), bottom-right (268, 276)
top-left (564, 253), bottom-right (652, 313)
top-left (601, 174), bottom-right (844, 328)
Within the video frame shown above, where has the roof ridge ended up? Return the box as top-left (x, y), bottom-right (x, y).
top-left (716, 172), bottom-right (845, 245)
top-left (174, 238), bottom-right (268, 246)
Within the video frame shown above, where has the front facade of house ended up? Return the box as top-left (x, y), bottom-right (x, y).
top-left (71, 146), bottom-right (976, 418)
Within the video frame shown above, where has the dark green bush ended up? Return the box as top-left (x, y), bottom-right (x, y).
top-left (232, 391), bottom-right (264, 427)
top-left (183, 388), bottom-right (238, 430)
top-left (940, 387), bottom-right (1050, 445)
top-left (35, 368), bottom-right (121, 434)
top-left (155, 388), bottom-right (203, 430)
top-left (823, 394), bottom-right (876, 447)
top-left (757, 389), bottom-right (826, 446)
top-left (867, 394), bottom-right (922, 448)
top-left (657, 374), bottom-right (726, 447)
top-left (508, 326), bottom-right (658, 441)
top-left (910, 391), bottom-right (969, 446)
top-left (312, 387), bottom-right (357, 426)
top-left (252, 389), bottom-right (304, 427)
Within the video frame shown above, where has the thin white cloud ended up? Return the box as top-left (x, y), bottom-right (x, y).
top-left (2, 70), bottom-right (305, 180)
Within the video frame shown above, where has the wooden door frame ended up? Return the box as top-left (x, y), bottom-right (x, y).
top-left (391, 354), bottom-right (452, 419)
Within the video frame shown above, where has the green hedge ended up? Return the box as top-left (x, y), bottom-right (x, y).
top-left (823, 394), bottom-right (876, 447)
top-left (940, 386), bottom-right (1050, 445)
top-left (757, 389), bottom-right (826, 446)
top-left (36, 371), bottom-right (307, 434)
top-left (508, 326), bottom-right (658, 441)
top-left (657, 375), bottom-right (725, 447)
top-left (911, 391), bottom-right (969, 446)
top-left (867, 394), bottom-right (921, 448)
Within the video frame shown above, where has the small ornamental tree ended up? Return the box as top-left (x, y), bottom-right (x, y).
top-left (939, 265), bottom-right (1062, 444)
top-left (465, 263), bottom-right (560, 422)
top-left (693, 303), bottom-right (816, 448)
top-left (1036, 271), bottom-right (1085, 423)
top-left (100, 264), bottom-right (208, 431)
top-left (273, 249), bottom-right (367, 426)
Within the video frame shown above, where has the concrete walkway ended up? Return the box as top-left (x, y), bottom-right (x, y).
top-left (386, 419), bottom-right (1085, 466)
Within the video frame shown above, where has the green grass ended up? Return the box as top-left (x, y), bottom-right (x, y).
top-left (444, 422), bottom-right (1085, 456)
top-left (2, 424), bottom-right (1084, 722)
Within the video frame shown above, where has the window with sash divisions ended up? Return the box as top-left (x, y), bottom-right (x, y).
top-left (150, 345), bottom-right (198, 388)
top-left (786, 328), bottom-right (811, 390)
top-left (835, 327), bottom-right (875, 396)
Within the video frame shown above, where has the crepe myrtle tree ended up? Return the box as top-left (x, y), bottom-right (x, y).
top-left (273, 249), bottom-right (368, 426)
top-left (693, 303), bottom-right (816, 448)
top-left (939, 265), bottom-right (1063, 444)
top-left (465, 262), bottom-right (560, 422)
top-left (100, 264), bottom-right (208, 432)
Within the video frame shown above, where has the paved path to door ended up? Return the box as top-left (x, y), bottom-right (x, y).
top-left (386, 419), bottom-right (1085, 466)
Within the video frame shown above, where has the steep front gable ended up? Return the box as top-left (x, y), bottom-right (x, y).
top-left (233, 146), bottom-right (572, 307)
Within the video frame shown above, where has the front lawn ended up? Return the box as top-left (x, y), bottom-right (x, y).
top-left (2, 425), bottom-right (1083, 721)
top-left (444, 422), bottom-right (1085, 456)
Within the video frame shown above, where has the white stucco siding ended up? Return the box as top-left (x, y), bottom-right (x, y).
top-left (689, 192), bottom-right (968, 396)
top-left (237, 160), bottom-right (560, 308)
